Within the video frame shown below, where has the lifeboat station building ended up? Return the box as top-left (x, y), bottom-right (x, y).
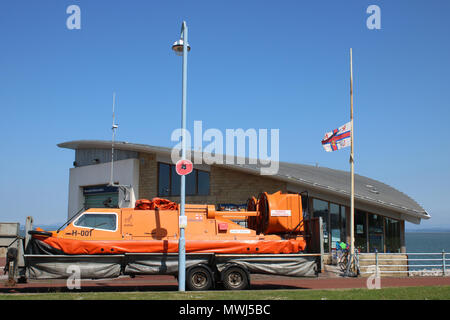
top-left (58, 140), bottom-right (430, 255)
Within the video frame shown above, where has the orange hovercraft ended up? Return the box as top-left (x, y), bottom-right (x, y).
top-left (28, 191), bottom-right (307, 255)
top-left (23, 191), bottom-right (318, 289)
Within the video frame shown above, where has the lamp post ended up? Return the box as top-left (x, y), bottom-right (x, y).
top-left (172, 21), bottom-right (190, 292)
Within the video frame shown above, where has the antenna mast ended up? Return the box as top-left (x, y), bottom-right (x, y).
top-left (108, 92), bottom-right (131, 207)
top-left (110, 92), bottom-right (118, 186)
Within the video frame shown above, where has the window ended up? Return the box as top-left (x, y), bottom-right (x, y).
top-left (385, 218), bottom-right (401, 253)
top-left (368, 214), bottom-right (384, 253)
top-left (313, 198), bottom-right (348, 253)
top-left (313, 199), bottom-right (329, 253)
top-left (74, 213), bottom-right (117, 231)
top-left (158, 162), bottom-right (210, 197)
top-left (340, 205), bottom-right (347, 244)
top-left (354, 210), bottom-right (367, 252)
top-left (83, 185), bottom-right (119, 209)
top-left (312, 199), bottom-right (403, 254)
top-left (186, 169), bottom-right (197, 196)
top-left (170, 165), bottom-right (181, 196)
top-left (330, 204), bottom-right (347, 249)
top-left (158, 163), bottom-right (170, 196)
top-left (197, 170), bottom-right (210, 196)
top-left (330, 203), bottom-right (340, 249)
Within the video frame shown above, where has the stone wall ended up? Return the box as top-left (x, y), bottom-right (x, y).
top-left (138, 153), bottom-right (157, 200)
top-left (209, 166), bottom-right (287, 204)
top-left (358, 253), bottom-right (409, 277)
top-left (137, 152), bottom-right (287, 205)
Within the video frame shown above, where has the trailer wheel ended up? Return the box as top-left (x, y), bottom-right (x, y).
top-left (186, 266), bottom-right (213, 291)
top-left (222, 266), bottom-right (249, 290)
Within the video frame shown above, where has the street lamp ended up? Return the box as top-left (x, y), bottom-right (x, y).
top-left (172, 21), bottom-right (189, 292)
top-left (172, 39), bottom-right (191, 56)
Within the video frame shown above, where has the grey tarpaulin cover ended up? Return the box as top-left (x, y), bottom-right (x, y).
top-left (25, 255), bottom-right (123, 279)
top-left (215, 254), bottom-right (318, 277)
top-left (24, 253), bottom-right (317, 279)
top-left (24, 238), bottom-right (318, 279)
top-left (124, 253), bottom-right (214, 275)
top-left (125, 253), bottom-right (318, 277)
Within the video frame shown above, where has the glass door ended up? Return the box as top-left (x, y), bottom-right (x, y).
top-left (354, 210), bottom-right (367, 252)
top-left (330, 203), bottom-right (341, 250)
top-left (368, 214), bottom-right (384, 253)
top-left (313, 199), bottom-right (329, 253)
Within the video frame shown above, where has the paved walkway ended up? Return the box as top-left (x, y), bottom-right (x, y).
top-left (1, 257), bottom-right (450, 293)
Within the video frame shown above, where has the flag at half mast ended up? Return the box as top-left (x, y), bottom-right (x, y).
top-left (321, 121), bottom-right (352, 152)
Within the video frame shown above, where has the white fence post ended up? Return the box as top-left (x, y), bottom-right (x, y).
top-left (375, 249), bottom-right (379, 277)
top-left (443, 250), bottom-right (446, 277)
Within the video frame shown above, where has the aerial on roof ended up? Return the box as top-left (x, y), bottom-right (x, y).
top-left (58, 140), bottom-right (430, 222)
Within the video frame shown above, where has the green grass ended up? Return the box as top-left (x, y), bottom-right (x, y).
top-left (1, 286), bottom-right (450, 300)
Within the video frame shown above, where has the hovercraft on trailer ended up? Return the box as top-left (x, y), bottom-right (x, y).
top-left (18, 191), bottom-right (319, 290)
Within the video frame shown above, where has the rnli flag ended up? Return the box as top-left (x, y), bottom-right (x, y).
top-left (321, 122), bottom-right (352, 152)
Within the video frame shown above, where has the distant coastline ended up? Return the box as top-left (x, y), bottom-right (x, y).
top-left (406, 228), bottom-right (450, 233)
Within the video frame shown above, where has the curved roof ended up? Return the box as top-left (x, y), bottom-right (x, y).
top-left (58, 140), bottom-right (430, 221)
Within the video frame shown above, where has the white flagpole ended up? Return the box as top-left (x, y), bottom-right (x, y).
top-left (350, 48), bottom-right (355, 268)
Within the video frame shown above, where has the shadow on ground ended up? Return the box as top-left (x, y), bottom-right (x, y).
top-left (0, 281), bottom-right (307, 294)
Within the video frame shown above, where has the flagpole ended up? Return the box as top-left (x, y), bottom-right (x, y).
top-left (349, 48), bottom-right (355, 271)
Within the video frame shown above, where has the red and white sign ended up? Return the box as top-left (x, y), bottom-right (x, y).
top-left (175, 159), bottom-right (193, 176)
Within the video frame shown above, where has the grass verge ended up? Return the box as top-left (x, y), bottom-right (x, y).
top-left (0, 285), bottom-right (449, 300)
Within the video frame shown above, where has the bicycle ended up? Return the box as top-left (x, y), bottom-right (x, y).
top-left (340, 248), bottom-right (361, 277)
top-left (336, 242), bottom-right (361, 276)
top-left (336, 243), bottom-right (350, 272)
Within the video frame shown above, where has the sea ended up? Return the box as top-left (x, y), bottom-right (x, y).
top-left (406, 232), bottom-right (450, 253)
top-left (405, 232), bottom-right (450, 273)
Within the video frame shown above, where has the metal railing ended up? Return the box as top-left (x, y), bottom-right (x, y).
top-left (358, 250), bottom-right (450, 277)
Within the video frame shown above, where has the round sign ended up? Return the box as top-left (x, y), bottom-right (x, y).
top-left (175, 159), bottom-right (193, 176)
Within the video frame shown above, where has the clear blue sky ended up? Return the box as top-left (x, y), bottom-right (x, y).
top-left (0, 1), bottom-right (448, 229)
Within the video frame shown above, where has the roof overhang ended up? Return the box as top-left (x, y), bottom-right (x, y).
top-left (58, 140), bottom-right (430, 223)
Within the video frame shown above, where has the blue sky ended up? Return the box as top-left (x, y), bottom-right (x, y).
top-left (0, 1), bottom-right (449, 229)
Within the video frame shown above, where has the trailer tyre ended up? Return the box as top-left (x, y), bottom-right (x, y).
top-left (186, 266), bottom-right (213, 291)
top-left (222, 266), bottom-right (249, 290)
